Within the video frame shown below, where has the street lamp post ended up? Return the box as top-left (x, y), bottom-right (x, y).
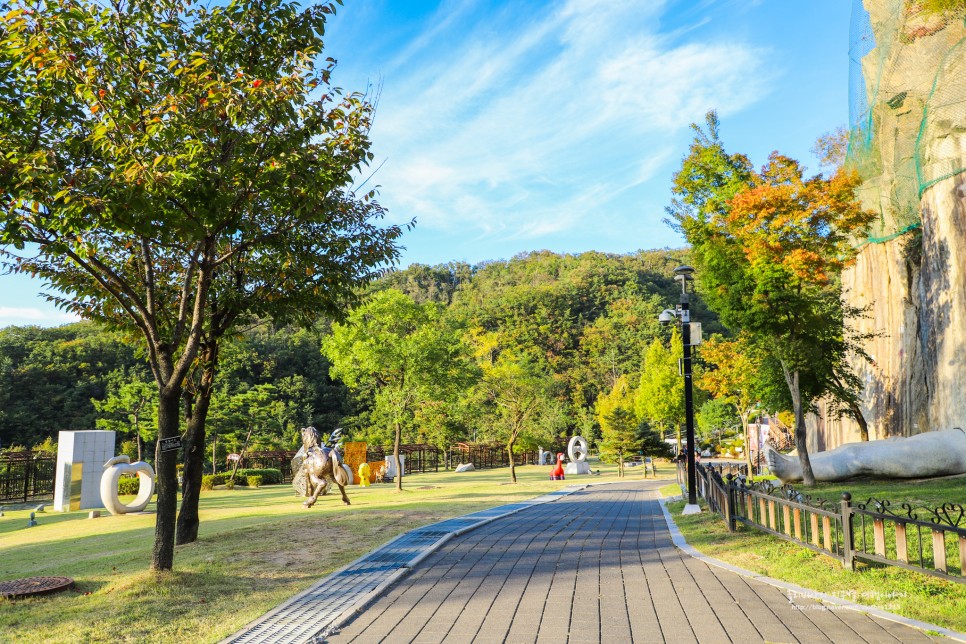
top-left (659, 265), bottom-right (701, 515)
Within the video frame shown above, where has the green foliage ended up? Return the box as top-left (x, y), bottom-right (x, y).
top-left (637, 422), bottom-right (674, 459)
top-left (2, 250), bottom-right (728, 466)
top-left (201, 474), bottom-right (226, 491)
top-left (118, 440), bottom-right (139, 462)
top-left (599, 407), bottom-right (640, 475)
top-left (596, 375), bottom-right (635, 432)
top-left (246, 475), bottom-right (263, 489)
top-left (93, 369), bottom-right (157, 460)
top-left (117, 475), bottom-right (147, 496)
top-left (635, 332), bottom-right (684, 443)
top-left (477, 354), bottom-right (559, 462)
top-left (0, 0), bottom-right (407, 568)
top-left (323, 289), bottom-right (479, 447)
top-left (232, 468), bottom-right (282, 485)
top-left (669, 111), bottom-right (877, 483)
top-left (0, 324), bottom-right (142, 447)
top-left (696, 398), bottom-right (739, 442)
top-left (34, 436), bottom-right (57, 454)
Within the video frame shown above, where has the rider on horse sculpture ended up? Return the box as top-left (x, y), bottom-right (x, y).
top-left (292, 427), bottom-right (351, 507)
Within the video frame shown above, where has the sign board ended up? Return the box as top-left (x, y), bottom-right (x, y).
top-left (159, 436), bottom-right (182, 453)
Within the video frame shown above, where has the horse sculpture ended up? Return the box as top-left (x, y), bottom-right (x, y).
top-left (300, 426), bottom-right (351, 507)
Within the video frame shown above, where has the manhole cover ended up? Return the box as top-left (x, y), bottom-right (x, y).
top-left (0, 576), bottom-right (75, 599)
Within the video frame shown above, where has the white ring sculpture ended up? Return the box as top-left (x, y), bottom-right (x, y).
top-left (100, 455), bottom-right (155, 515)
top-left (568, 435), bottom-right (589, 463)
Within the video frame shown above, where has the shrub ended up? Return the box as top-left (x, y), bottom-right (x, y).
top-left (232, 468), bottom-right (282, 485)
top-left (225, 479), bottom-right (235, 490)
top-left (201, 474), bottom-right (226, 490)
top-left (117, 475), bottom-right (147, 496)
top-left (247, 475), bottom-right (263, 488)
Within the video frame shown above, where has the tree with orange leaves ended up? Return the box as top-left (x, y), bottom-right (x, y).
top-left (669, 112), bottom-right (876, 485)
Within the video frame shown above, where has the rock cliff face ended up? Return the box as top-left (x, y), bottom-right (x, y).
top-left (814, 0), bottom-right (966, 449)
top-left (820, 175), bottom-right (966, 450)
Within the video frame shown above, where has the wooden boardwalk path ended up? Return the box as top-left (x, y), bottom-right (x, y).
top-left (330, 481), bottom-right (944, 643)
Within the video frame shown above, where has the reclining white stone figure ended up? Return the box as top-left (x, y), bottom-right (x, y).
top-left (765, 428), bottom-right (966, 483)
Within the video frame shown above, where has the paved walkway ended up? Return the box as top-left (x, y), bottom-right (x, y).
top-left (330, 481), bottom-right (945, 644)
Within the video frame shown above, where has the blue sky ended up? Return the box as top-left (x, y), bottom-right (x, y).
top-left (0, 0), bottom-right (852, 328)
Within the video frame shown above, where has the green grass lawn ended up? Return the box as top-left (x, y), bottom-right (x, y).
top-left (1, 460), bottom-right (672, 643)
top-left (667, 474), bottom-right (966, 633)
top-left (795, 474), bottom-right (966, 508)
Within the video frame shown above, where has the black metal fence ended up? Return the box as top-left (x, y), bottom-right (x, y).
top-left (445, 443), bottom-right (549, 470)
top-left (366, 444), bottom-right (443, 475)
top-left (0, 452), bottom-right (56, 503)
top-left (679, 461), bottom-right (966, 585)
top-left (243, 451), bottom-right (298, 483)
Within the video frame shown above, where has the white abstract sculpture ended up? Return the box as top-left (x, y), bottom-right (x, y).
top-left (54, 430), bottom-right (116, 512)
top-left (100, 456), bottom-right (155, 515)
top-left (384, 454), bottom-right (406, 479)
top-left (766, 428), bottom-right (966, 483)
top-left (564, 436), bottom-right (592, 475)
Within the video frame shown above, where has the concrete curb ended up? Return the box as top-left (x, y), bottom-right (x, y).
top-left (658, 495), bottom-right (966, 643)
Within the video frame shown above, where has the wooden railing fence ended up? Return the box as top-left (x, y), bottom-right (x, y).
top-left (678, 461), bottom-right (966, 584)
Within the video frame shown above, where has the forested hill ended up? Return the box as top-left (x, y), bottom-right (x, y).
top-left (0, 248), bottom-right (722, 451)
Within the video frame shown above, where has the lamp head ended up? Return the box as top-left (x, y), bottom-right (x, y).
top-left (673, 265), bottom-right (695, 277)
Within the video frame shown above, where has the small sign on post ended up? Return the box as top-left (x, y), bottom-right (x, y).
top-left (159, 436), bottom-right (182, 453)
top-left (688, 322), bottom-right (702, 346)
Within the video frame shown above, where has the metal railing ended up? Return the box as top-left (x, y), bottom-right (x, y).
top-left (445, 443), bottom-right (548, 470)
top-left (0, 452), bottom-right (56, 503)
top-left (366, 444), bottom-right (442, 474)
top-left (679, 461), bottom-right (966, 584)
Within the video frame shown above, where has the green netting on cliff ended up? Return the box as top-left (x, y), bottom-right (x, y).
top-left (846, 0), bottom-right (966, 244)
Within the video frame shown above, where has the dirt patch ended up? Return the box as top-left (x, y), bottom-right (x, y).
top-left (217, 518), bottom-right (357, 572)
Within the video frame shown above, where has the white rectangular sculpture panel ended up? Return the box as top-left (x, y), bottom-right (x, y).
top-left (384, 454), bottom-right (405, 479)
top-left (54, 430), bottom-right (116, 512)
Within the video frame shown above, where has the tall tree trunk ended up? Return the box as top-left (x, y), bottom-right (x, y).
top-left (152, 387), bottom-right (182, 571)
top-left (230, 425), bottom-right (254, 484)
top-left (508, 439), bottom-right (517, 483)
top-left (177, 345), bottom-right (217, 545)
top-left (136, 428), bottom-right (143, 463)
top-left (393, 420), bottom-right (403, 492)
top-left (740, 410), bottom-right (752, 474)
top-left (782, 366), bottom-right (815, 485)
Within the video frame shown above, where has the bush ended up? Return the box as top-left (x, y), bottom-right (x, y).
top-left (247, 475), bottom-right (263, 488)
top-left (225, 479), bottom-right (235, 490)
top-left (232, 468), bottom-right (282, 485)
top-left (117, 475), bottom-right (148, 496)
top-left (201, 474), bottom-right (226, 490)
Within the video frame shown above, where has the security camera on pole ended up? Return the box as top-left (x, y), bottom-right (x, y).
top-left (658, 265), bottom-right (702, 515)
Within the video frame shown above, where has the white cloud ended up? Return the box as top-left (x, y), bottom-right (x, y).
top-left (0, 307), bottom-right (79, 325)
top-left (359, 0), bottom-right (772, 249)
